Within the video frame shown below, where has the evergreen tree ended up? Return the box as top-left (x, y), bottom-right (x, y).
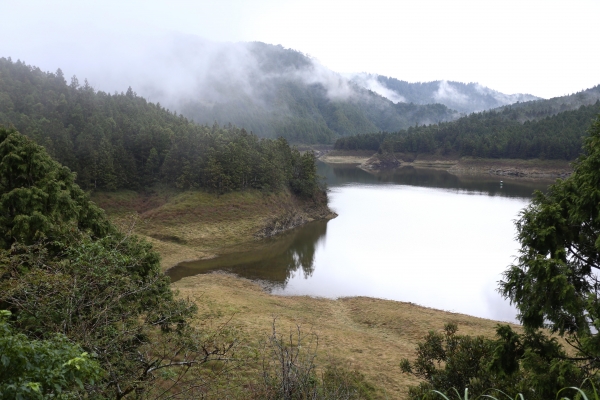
top-left (0, 128), bottom-right (233, 398)
top-left (500, 116), bottom-right (600, 372)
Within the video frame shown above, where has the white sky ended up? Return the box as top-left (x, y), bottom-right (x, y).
top-left (2, 0), bottom-right (598, 99)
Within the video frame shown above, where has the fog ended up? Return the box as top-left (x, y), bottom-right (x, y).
top-left (4, 0), bottom-right (600, 100)
top-left (348, 73), bottom-right (407, 104)
top-left (7, 32), bottom-right (384, 116)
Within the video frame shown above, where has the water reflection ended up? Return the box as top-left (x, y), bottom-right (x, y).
top-left (319, 162), bottom-right (552, 198)
top-left (168, 220), bottom-right (328, 285)
top-left (169, 163), bottom-right (555, 321)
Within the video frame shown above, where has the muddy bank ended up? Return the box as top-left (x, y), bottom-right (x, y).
top-left (319, 149), bottom-right (374, 164)
top-left (255, 203), bottom-right (337, 238)
top-left (448, 158), bottom-right (572, 179)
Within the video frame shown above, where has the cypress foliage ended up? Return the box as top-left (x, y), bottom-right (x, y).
top-left (0, 128), bottom-right (232, 398)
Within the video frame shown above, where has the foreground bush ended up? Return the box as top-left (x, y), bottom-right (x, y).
top-left (0, 127), bottom-right (235, 398)
top-left (0, 310), bottom-right (103, 399)
top-left (249, 320), bottom-right (376, 399)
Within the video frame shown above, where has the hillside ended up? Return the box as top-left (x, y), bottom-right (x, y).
top-left (335, 93), bottom-right (600, 161)
top-left (493, 84), bottom-right (600, 120)
top-left (350, 74), bottom-right (541, 113)
top-left (174, 42), bottom-right (460, 143)
top-left (0, 57), bottom-right (325, 197)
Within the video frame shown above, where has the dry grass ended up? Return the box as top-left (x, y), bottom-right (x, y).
top-left (92, 189), bottom-right (306, 271)
top-left (322, 153), bottom-right (573, 178)
top-left (174, 273), bottom-right (518, 399)
top-left (94, 187), bottom-right (523, 398)
top-left (320, 150), bottom-right (375, 164)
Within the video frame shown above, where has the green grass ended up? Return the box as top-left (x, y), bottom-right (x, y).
top-left (428, 379), bottom-right (600, 400)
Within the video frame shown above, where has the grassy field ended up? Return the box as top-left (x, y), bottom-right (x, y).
top-left (92, 187), bottom-right (332, 271)
top-left (93, 187), bottom-right (519, 398)
top-left (174, 273), bottom-right (517, 399)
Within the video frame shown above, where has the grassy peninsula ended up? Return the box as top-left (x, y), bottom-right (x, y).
top-left (92, 188), bottom-right (335, 271)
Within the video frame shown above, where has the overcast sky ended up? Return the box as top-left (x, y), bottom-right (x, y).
top-left (2, 0), bottom-right (598, 99)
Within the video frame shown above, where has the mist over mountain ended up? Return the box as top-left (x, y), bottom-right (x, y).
top-left (2, 35), bottom-right (460, 144)
top-left (12, 33), bottom-right (588, 144)
top-left (349, 74), bottom-right (541, 114)
top-left (155, 40), bottom-right (461, 143)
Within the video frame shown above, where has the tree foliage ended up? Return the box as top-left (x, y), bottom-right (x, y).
top-left (0, 58), bottom-right (325, 200)
top-left (335, 101), bottom-right (600, 161)
top-left (400, 323), bottom-right (583, 400)
top-left (0, 310), bottom-right (103, 399)
top-left (500, 115), bottom-right (600, 371)
top-left (0, 127), bottom-right (110, 248)
top-left (0, 128), bottom-right (234, 398)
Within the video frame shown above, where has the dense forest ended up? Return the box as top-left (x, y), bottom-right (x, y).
top-left (334, 100), bottom-right (600, 160)
top-left (0, 57), bottom-right (322, 198)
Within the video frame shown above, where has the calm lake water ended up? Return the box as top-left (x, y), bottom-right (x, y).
top-left (168, 162), bottom-right (554, 322)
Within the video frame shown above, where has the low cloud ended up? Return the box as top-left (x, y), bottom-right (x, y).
top-left (434, 80), bottom-right (469, 105)
top-left (349, 73), bottom-right (406, 103)
top-left (14, 32), bottom-right (365, 112)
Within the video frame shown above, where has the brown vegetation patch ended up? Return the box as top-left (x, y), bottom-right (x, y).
top-left (320, 150), bottom-right (375, 164)
top-left (174, 273), bottom-right (519, 399)
top-left (92, 189), bottom-right (334, 271)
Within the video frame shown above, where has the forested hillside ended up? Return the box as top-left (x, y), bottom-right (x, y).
top-left (174, 42), bottom-right (459, 143)
top-left (335, 99), bottom-right (600, 160)
top-left (493, 84), bottom-right (600, 120)
top-left (350, 74), bottom-right (541, 113)
top-left (0, 57), bottom-right (322, 197)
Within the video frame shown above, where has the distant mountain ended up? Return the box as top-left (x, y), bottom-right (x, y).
top-left (334, 85), bottom-right (600, 161)
top-left (349, 74), bottom-right (541, 114)
top-left (170, 42), bottom-right (460, 143)
top-left (493, 85), bottom-right (600, 120)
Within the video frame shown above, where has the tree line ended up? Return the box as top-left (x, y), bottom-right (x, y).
top-left (334, 101), bottom-right (600, 160)
top-left (0, 57), bottom-right (322, 199)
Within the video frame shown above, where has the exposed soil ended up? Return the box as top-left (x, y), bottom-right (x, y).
top-left (319, 150), bottom-right (375, 164)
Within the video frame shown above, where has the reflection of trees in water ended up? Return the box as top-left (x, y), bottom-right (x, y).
top-left (168, 220), bottom-right (328, 287)
top-left (319, 162), bottom-right (549, 198)
top-left (223, 220), bottom-right (327, 286)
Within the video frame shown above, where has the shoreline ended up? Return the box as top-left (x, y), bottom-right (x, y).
top-left (92, 188), bottom-right (336, 272)
top-left (95, 184), bottom-right (521, 397)
top-left (173, 272), bottom-right (520, 399)
top-left (320, 151), bottom-right (573, 179)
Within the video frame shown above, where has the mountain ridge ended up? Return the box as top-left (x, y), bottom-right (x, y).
top-left (349, 73), bottom-right (541, 113)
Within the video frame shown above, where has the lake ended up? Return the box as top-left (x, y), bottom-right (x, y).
top-left (168, 162), bottom-right (554, 322)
